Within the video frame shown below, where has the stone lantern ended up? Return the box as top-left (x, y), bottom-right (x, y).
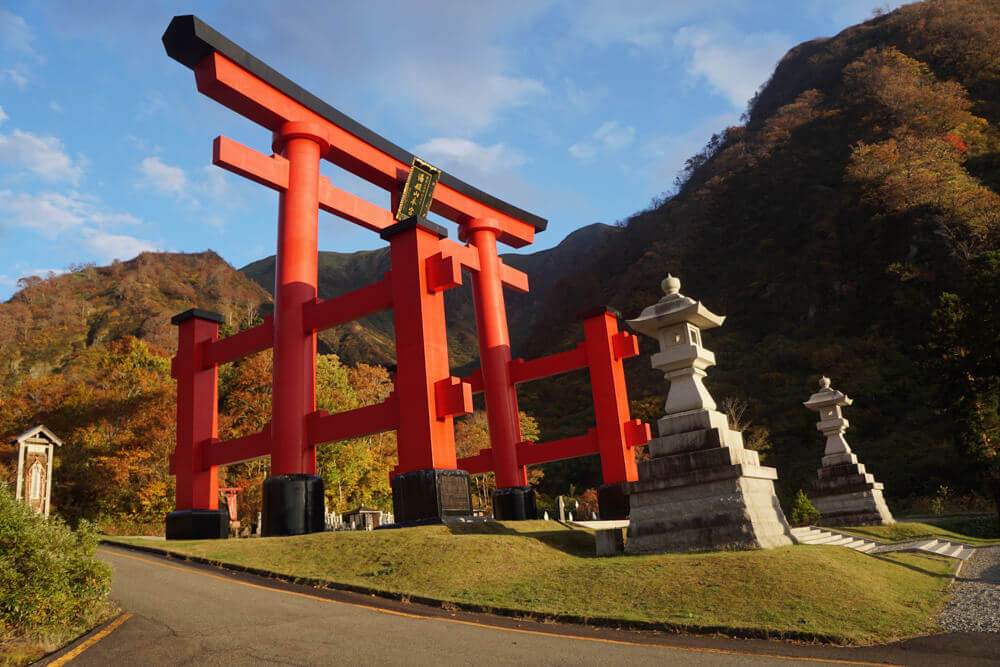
top-left (624, 275), bottom-right (792, 553)
top-left (628, 274), bottom-right (724, 415)
top-left (804, 377), bottom-right (894, 526)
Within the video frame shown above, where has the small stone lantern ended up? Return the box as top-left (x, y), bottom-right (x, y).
top-left (803, 377), bottom-right (854, 466)
top-left (626, 275), bottom-right (725, 415)
top-left (803, 377), bottom-right (894, 526)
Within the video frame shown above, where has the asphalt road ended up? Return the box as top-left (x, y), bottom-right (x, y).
top-left (41, 545), bottom-right (1000, 666)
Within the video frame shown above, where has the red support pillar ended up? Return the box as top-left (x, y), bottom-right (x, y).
top-left (461, 217), bottom-right (535, 519)
top-left (580, 308), bottom-right (650, 519)
top-left (270, 121), bottom-right (328, 476)
top-left (166, 309), bottom-right (228, 539)
top-left (262, 121), bottom-right (330, 536)
top-left (384, 217), bottom-right (474, 523)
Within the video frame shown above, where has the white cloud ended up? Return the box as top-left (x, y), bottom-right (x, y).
top-left (413, 137), bottom-right (544, 211)
top-left (1, 68), bottom-right (28, 89)
top-left (0, 10), bottom-right (40, 89)
top-left (0, 10), bottom-right (38, 58)
top-left (220, 2), bottom-right (550, 133)
top-left (416, 138), bottom-right (527, 174)
top-left (49, 101), bottom-right (63, 113)
top-left (0, 190), bottom-right (89, 235)
top-left (84, 231), bottom-right (158, 262)
top-left (0, 190), bottom-right (142, 238)
top-left (569, 121), bottom-right (636, 162)
top-left (566, 0), bottom-right (737, 49)
top-left (673, 26), bottom-right (791, 110)
top-left (139, 156), bottom-right (188, 198)
top-left (0, 105), bottom-right (7, 124)
top-left (0, 129), bottom-right (83, 184)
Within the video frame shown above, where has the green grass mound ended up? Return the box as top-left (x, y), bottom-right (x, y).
top-left (111, 520), bottom-right (953, 644)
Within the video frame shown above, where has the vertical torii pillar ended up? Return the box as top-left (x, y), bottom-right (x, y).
top-left (384, 217), bottom-right (474, 523)
top-left (625, 275), bottom-right (792, 553)
top-left (460, 217), bottom-right (533, 519)
top-left (260, 122), bottom-right (330, 537)
top-left (804, 377), bottom-right (894, 526)
top-left (168, 310), bottom-right (228, 539)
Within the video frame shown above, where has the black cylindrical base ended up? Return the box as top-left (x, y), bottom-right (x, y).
top-left (261, 474), bottom-right (325, 537)
top-left (391, 468), bottom-right (473, 524)
top-left (492, 486), bottom-right (537, 520)
top-left (165, 509), bottom-right (229, 540)
top-left (598, 481), bottom-right (631, 520)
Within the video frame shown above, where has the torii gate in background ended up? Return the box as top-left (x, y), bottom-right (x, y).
top-left (162, 16), bottom-right (649, 539)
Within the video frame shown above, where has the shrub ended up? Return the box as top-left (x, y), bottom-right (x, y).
top-left (0, 485), bottom-right (112, 641)
top-left (788, 489), bottom-right (821, 526)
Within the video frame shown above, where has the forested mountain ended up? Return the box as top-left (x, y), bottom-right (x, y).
top-left (3, 0), bottom-right (1000, 524)
top-left (518, 0), bottom-right (1000, 506)
top-left (0, 251), bottom-right (271, 383)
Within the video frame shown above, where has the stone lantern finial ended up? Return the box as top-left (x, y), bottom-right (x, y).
top-left (819, 376), bottom-right (831, 389)
top-left (662, 274), bottom-right (681, 295)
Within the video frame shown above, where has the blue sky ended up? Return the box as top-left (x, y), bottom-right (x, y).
top-left (0, 1), bottom-right (901, 299)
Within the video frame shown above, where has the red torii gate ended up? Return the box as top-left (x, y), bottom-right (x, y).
top-left (162, 16), bottom-right (649, 539)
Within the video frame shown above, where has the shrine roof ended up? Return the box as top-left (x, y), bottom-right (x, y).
top-left (162, 15), bottom-right (547, 234)
top-left (11, 425), bottom-right (62, 447)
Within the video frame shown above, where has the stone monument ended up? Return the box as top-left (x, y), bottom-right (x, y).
top-left (803, 377), bottom-right (894, 526)
top-left (13, 425), bottom-right (62, 517)
top-left (624, 275), bottom-right (793, 553)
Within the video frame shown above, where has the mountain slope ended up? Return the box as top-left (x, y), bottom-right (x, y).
top-left (0, 251), bottom-right (272, 381)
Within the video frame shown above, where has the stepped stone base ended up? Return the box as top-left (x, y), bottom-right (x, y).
top-left (626, 409), bottom-right (793, 554)
top-left (809, 453), bottom-right (894, 526)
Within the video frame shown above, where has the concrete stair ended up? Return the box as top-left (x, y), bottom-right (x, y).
top-left (790, 526), bottom-right (975, 560)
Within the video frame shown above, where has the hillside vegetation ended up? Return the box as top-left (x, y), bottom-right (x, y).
top-left (2, 0), bottom-right (1000, 525)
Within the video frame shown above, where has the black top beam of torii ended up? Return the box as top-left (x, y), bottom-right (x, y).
top-left (161, 15), bottom-right (547, 235)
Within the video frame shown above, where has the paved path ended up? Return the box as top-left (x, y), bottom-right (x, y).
top-left (39, 545), bottom-right (1000, 666)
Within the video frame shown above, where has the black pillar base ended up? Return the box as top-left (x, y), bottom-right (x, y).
top-left (165, 509), bottom-right (229, 540)
top-left (261, 474), bottom-right (325, 537)
top-left (492, 486), bottom-right (537, 520)
top-left (391, 468), bottom-right (473, 524)
top-left (598, 481), bottom-right (631, 520)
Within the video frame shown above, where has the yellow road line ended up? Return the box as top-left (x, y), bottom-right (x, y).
top-left (48, 612), bottom-right (132, 666)
top-left (97, 547), bottom-right (897, 666)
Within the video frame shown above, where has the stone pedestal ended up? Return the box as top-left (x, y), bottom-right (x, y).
top-left (261, 473), bottom-right (326, 536)
top-left (492, 486), bottom-right (537, 520)
top-left (166, 509), bottom-right (229, 540)
top-left (625, 275), bottom-right (793, 553)
top-left (804, 378), bottom-right (894, 527)
top-left (626, 409), bottom-right (792, 553)
top-left (391, 468), bottom-right (474, 524)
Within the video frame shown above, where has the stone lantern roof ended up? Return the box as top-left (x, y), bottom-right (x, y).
top-left (803, 376), bottom-right (853, 412)
top-left (626, 275), bottom-right (724, 337)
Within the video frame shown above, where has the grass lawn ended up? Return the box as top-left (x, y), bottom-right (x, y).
top-left (107, 521), bottom-right (953, 645)
top-left (839, 517), bottom-right (1000, 547)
